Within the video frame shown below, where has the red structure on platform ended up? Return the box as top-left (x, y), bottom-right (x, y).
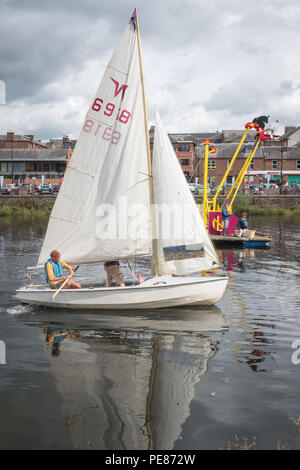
top-left (208, 211), bottom-right (238, 236)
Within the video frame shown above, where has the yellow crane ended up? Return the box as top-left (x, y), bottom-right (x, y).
top-left (202, 121), bottom-right (265, 230)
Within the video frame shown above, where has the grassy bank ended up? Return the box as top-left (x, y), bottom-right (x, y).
top-left (0, 202), bottom-right (53, 219)
top-left (1, 195), bottom-right (300, 220)
top-left (232, 194), bottom-right (300, 217)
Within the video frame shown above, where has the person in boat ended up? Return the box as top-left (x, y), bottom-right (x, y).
top-left (221, 201), bottom-right (232, 236)
top-left (45, 250), bottom-right (81, 289)
top-left (104, 260), bottom-right (125, 287)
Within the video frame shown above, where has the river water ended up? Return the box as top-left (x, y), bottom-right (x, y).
top-left (0, 216), bottom-right (299, 450)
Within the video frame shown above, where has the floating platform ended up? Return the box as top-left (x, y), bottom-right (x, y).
top-left (210, 235), bottom-right (272, 248)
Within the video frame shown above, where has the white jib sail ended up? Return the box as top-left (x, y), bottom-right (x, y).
top-left (38, 16), bottom-right (152, 266)
top-left (152, 110), bottom-right (220, 275)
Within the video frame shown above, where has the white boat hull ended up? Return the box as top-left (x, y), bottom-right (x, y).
top-left (16, 275), bottom-right (228, 310)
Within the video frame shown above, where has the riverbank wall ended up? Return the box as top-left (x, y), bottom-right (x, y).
top-left (194, 195), bottom-right (300, 209)
top-left (1, 194), bottom-right (300, 209)
top-left (0, 195), bottom-right (300, 219)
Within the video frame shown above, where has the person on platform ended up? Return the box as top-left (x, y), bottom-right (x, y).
top-left (104, 260), bottom-right (125, 287)
top-left (236, 211), bottom-right (249, 237)
top-left (221, 201), bottom-right (232, 236)
top-left (45, 250), bottom-right (81, 289)
top-left (235, 211), bottom-right (269, 238)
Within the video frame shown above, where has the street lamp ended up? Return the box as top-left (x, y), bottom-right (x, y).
top-left (280, 140), bottom-right (287, 194)
top-left (280, 145), bottom-right (283, 191)
top-left (11, 138), bottom-right (14, 184)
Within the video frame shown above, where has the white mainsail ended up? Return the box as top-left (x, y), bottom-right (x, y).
top-left (152, 110), bottom-right (220, 275)
top-left (38, 15), bottom-right (152, 265)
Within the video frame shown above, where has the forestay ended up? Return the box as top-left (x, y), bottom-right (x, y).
top-left (38, 17), bottom-right (152, 265)
top-left (152, 110), bottom-right (220, 275)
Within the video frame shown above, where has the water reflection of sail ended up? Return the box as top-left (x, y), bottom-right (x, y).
top-left (149, 335), bottom-right (218, 450)
top-left (44, 332), bottom-right (153, 449)
top-left (39, 310), bottom-right (227, 450)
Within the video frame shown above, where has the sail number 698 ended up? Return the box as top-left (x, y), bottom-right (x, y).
top-left (92, 98), bottom-right (131, 124)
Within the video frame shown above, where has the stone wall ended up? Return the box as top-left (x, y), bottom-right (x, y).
top-left (1, 194), bottom-right (300, 210)
top-left (195, 195), bottom-right (300, 208)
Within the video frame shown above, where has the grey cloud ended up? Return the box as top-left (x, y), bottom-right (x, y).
top-left (0, 1), bottom-right (132, 103)
top-left (204, 77), bottom-right (270, 116)
top-left (1, 0), bottom-right (300, 136)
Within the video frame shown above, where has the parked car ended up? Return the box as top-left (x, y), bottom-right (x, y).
top-left (282, 185), bottom-right (291, 195)
top-left (210, 185), bottom-right (222, 196)
top-left (11, 185), bottom-right (19, 195)
top-left (0, 184), bottom-right (12, 195)
top-left (38, 185), bottom-right (54, 195)
top-left (195, 184), bottom-right (204, 195)
top-left (188, 183), bottom-right (197, 193)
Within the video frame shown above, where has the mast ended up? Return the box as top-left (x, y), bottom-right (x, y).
top-left (135, 9), bottom-right (159, 276)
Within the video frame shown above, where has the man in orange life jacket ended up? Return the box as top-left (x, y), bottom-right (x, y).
top-left (45, 250), bottom-right (81, 289)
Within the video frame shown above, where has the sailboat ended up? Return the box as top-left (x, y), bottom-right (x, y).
top-left (16, 10), bottom-right (228, 309)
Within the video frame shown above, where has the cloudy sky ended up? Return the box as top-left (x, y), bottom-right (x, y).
top-left (1, 0), bottom-right (300, 140)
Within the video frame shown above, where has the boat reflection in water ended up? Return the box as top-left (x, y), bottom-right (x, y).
top-left (20, 307), bottom-right (227, 450)
top-left (219, 249), bottom-right (256, 273)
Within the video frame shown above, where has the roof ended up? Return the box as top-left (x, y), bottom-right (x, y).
top-left (281, 126), bottom-right (300, 140)
top-left (169, 132), bottom-right (222, 143)
top-left (0, 134), bottom-right (29, 142)
top-left (46, 138), bottom-right (77, 149)
top-left (198, 143), bottom-right (300, 159)
top-left (262, 146), bottom-right (300, 160)
top-left (149, 132), bottom-right (222, 145)
top-left (221, 129), bottom-right (257, 142)
top-left (202, 143), bottom-right (265, 159)
top-left (0, 134), bottom-right (48, 147)
top-left (0, 148), bottom-right (69, 161)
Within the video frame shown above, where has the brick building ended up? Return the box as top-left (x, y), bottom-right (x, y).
top-left (196, 142), bottom-right (300, 186)
top-left (0, 131), bottom-right (48, 150)
top-left (0, 148), bottom-right (72, 185)
top-left (1, 125), bottom-right (300, 187)
top-left (0, 130), bottom-right (73, 185)
top-left (149, 124), bottom-right (300, 185)
top-left (149, 126), bottom-right (222, 180)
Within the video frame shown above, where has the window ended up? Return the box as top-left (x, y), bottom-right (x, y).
top-left (55, 163), bottom-right (66, 172)
top-left (13, 162), bottom-right (25, 172)
top-left (208, 160), bottom-right (216, 170)
top-left (180, 159), bottom-right (190, 166)
top-left (40, 162), bottom-right (50, 171)
top-left (0, 162), bottom-right (12, 173)
top-left (297, 160), bottom-right (300, 169)
top-left (178, 144), bottom-right (190, 152)
top-left (272, 160), bottom-right (278, 170)
top-left (249, 161), bottom-right (254, 170)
